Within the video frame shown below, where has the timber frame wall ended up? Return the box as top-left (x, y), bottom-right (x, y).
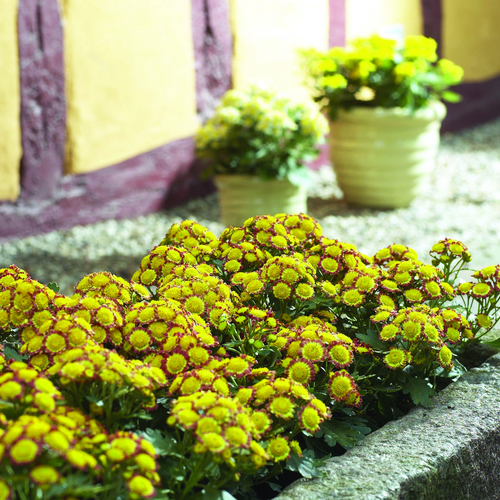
top-left (0, 0), bottom-right (498, 241)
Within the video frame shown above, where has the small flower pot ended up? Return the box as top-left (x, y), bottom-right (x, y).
top-left (214, 175), bottom-right (307, 227)
top-left (329, 101), bottom-right (447, 209)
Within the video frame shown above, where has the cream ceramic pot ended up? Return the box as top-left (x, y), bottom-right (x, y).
top-left (329, 101), bottom-right (447, 208)
top-left (214, 175), bottom-right (307, 227)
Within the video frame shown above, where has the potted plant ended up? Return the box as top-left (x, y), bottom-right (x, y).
top-left (195, 85), bottom-right (329, 227)
top-left (301, 35), bottom-right (464, 208)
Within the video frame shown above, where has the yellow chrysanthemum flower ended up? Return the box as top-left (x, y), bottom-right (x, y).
top-left (128, 475), bottom-right (155, 498)
top-left (300, 406), bottom-right (321, 433)
top-left (267, 436), bottom-right (290, 462)
top-left (269, 396), bottom-right (295, 420)
top-left (0, 480), bottom-right (10, 500)
top-left (201, 432), bottom-right (227, 453)
top-left (384, 348), bottom-right (408, 370)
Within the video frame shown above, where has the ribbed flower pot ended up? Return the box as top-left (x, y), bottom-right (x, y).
top-left (214, 175), bottom-right (307, 227)
top-left (329, 101), bottom-right (447, 209)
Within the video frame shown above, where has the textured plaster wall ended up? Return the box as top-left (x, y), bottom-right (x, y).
top-left (60, 0), bottom-right (199, 174)
top-left (230, 0), bottom-right (329, 97)
top-left (0, 0), bottom-right (22, 201)
top-left (443, 0), bottom-right (500, 82)
top-left (345, 0), bottom-right (422, 41)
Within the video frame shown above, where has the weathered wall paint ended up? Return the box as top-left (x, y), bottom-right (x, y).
top-left (345, 0), bottom-right (422, 41)
top-left (0, 0), bottom-right (22, 201)
top-left (60, 0), bottom-right (199, 174)
top-left (18, 0), bottom-right (66, 202)
top-left (230, 0), bottom-right (329, 97)
top-left (329, 0), bottom-right (346, 47)
top-left (192, 0), bottom-right (232, 121)
top-left (0, 0), bottom-right (231, 242)
top-left (443, 0), bottom-right (500, 82)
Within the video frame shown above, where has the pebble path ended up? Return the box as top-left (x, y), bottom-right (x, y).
top-left (1, 118), bottom-right (499, 296)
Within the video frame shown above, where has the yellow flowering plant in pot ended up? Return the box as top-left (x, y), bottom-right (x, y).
top-left (301, 35), bottom-right (464, 208)
top-left (1, 216), bottom-right (500, 499)
top-left (195, 85), bottom-right (329, 227)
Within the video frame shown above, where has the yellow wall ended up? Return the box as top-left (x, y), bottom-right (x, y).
top-left (230, 0), bottom-right (329, 97)
top-left (443, 0), bottom-right (500, 82)
top-left (60, 0), bottom-right (199, 175)
top-left (0, 0), bottom-right (21, 201)
top-left (346, 0), bottom-right (422, 42)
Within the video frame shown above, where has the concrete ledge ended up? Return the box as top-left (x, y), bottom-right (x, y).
top-left (277, 354), bottom-right (500, 500)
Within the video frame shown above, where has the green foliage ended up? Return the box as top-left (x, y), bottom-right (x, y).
top-left (317, 418), bottom-right (371, 450)
top-left (301, 35), bottom-right (463, 120)
top-left (356, 329), bottom-right (387, 351)
top-left (401, 376), bottom-right (435, 407)
top-left (285, 449), bottom-right (325, 479)
top-left (47, 281), bottom-right (60, 293)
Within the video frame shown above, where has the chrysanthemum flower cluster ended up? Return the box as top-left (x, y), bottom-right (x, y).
top-left (0, 361), bottom-right (62, 418)
top-left (0, 266), bottom-right (56, 329)
top-left (0, 214), bottom-right (498, 499)
top-left (0, 404), bottom-right (160, 499)
top-left (301, 35), bottom-right (463, 119)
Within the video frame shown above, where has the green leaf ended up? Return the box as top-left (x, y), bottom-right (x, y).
top-left (435, 359), bottom-right (467, 380)
top-left (370, 384), bottom-right (402, 393)
top-left (85, 395), bottom-right (104, 406)
top-left (340, 408), bottom-right (356, 416)
top-left (441, 91), bottom-right (462, 103)
top-left (201, 489), bottom-right (237, 500)
top-left (318, 419), bottom-right (371, 450)
top-left (268, 483), bottom-right (282, 492)
top-left (480, 339), bottom-right (500, 349)
top-left (356, 329), bottom-right (386, 351)
top-left (3, 345), bottom-right (27, 362)
top-left (139, 429), bottom-right (180, 457)
top-left (223, 341), bottom-right (244, 348)
top-left (286, 449), bottom-right (324, 479)
top-left (402, 376), bottom-right (435, 407)
top-left (286, 166), bottom-right (312, 187)
top-left (47, 282), bottom-right (60, 293)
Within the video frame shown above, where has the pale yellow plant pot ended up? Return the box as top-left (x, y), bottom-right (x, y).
top-left (214, 175), bottom-right (307, 228)
top-left (329, 101), bottom-right (447, 208)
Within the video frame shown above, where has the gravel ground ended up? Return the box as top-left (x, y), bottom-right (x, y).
top-left (1, 118), bottom-right (499, 296)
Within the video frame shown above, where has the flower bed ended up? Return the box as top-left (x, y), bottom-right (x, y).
top-left (1, 214), bottom-right (499, 499)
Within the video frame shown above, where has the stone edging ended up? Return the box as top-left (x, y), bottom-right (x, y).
top-left (276, 353), bottom-right (500, 500)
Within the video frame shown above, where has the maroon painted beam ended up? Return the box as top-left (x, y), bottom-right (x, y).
top-left (18, 0), bottom-right (65, 201)
top-left (0, 0), bottom-right (232, 243)
top-left (441, 75), bottom-right (500, 133)
top-left (329, 0), bottom-right (346, 48)
top-left (421, 0), bottom-right (442, 57)
top-left (192, 0), bottom-right (233, 120)
top-left (420, 0), bottom-right (500, 132)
